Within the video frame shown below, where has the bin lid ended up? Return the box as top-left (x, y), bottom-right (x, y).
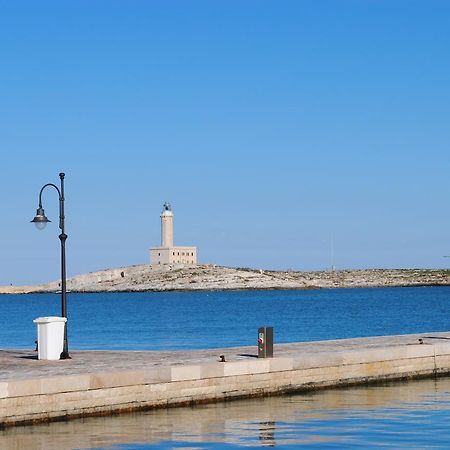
top-left (33, 316), bottom-right (67, 324)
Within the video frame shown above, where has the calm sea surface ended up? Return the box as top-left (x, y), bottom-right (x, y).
top-left (1, 286), bottom-right (450, 449)
top-left (0, 286), bottom-right (449, 350)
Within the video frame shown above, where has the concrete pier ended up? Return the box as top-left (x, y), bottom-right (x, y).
top-left (1, 332), bottom-right (450, 428)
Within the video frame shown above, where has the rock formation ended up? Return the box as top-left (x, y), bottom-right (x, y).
top-left (1, 265), bottom-right (449, 294)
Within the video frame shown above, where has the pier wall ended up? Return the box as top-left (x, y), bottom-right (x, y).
top-left (2, 335), bottom-right (450, 427)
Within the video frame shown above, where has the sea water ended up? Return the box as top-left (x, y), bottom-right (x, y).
top-left (0, 286), bottom-right (449, 350)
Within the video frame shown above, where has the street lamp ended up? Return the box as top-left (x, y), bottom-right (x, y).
top-left (31, 172), bottom-right (70, 359)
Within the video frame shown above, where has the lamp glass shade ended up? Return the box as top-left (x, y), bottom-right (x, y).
top-left (31, 207), bottom-right (51, 230)
top-left (33, 221), bottom-right (48, 230)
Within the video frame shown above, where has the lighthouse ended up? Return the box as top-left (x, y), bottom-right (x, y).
top-left (150, 202), bottom-right (197, 266)
top-left (161, 202), bottom-right (174, 247)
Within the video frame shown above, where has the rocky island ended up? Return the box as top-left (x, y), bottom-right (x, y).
top-left (1, 264), bottom-right (449, 294)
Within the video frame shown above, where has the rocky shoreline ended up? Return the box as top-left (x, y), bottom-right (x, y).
top-left (1, 264), bottom-right (449, 294)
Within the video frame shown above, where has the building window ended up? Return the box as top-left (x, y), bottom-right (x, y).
top-left (173, 252), bottom-right (175, 255)
top-left (158, 253), bottom-right (160, 256)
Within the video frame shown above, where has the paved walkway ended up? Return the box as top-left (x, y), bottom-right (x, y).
top-left (2, 331), bottom-right (449, 382)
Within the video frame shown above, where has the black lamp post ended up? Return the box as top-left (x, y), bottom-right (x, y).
top-left (31, 172), bottom-right (70, 359)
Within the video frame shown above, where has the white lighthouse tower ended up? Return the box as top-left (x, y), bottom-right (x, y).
top-left (150, 202), bottom-right (197, 266)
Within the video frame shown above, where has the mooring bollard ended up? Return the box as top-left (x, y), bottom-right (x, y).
top-left (258, 326), bottom-right (273, 358)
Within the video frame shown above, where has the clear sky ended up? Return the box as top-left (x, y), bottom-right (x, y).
top-left (1, 1), bottom-right (449, 285)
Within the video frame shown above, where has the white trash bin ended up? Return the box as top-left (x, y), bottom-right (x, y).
top-left (33, 316), bottom-right (67, 360)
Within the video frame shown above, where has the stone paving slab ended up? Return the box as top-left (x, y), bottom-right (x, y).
top-left (1, 331), bottom-right (450, 382)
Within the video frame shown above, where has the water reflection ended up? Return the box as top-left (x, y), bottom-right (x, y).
top-left (2, 377), bottom-right (450, 449)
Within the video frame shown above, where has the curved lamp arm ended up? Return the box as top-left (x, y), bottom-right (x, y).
top-left (31, 174), bottom-right (65, 232)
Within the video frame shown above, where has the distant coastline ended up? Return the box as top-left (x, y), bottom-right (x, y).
top-left (1, 264), bottom-right (449, 294)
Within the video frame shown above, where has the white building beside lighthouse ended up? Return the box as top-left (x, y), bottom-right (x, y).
top-left (150, 202), bottom-right (197, 265)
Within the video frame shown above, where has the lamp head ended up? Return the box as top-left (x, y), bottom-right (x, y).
top-left (31, 207), bottom-right (51, 230)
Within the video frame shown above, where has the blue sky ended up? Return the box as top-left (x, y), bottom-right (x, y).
top-left (1, 1), bottom-right (449, 284)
